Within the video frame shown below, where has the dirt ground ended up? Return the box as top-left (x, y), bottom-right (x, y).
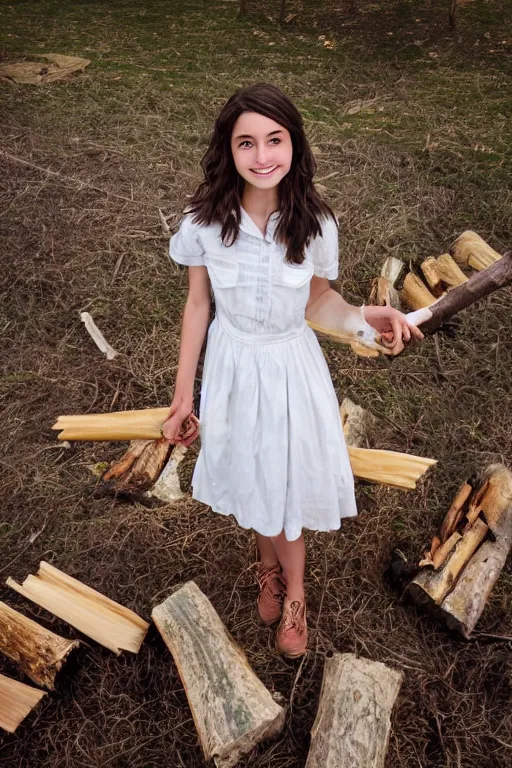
top-left (1, 1), bottom-right (511, 766)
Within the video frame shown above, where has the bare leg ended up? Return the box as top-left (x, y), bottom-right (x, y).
top-left (270, 531), bottom-right (306, 602)
top-left (255, 533), bottom-right (279, 567)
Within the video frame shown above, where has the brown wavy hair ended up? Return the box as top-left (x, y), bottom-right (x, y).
top-left (187, 83), bottom-right (336, 264)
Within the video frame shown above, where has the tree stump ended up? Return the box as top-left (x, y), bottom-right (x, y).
top-left (0, 601), bottom-right (78, 689)
top-left (152, 581), bottom-right (285, 768)
top-left (305, 653), bottom-right (403, 768)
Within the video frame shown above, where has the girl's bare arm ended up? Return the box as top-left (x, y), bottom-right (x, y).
top-left (162, 266), bottom-right (211, 440)
top-left (306, 276), bottom-right (423, 354)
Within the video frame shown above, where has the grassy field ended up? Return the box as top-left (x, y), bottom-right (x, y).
top-left (1, 1), bottom-right (511, 766)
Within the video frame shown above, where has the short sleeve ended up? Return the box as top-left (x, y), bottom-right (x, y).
top-left (169, 214), bottom-right (205, 267)
top-left (310, 215), bottom-right (339, 280)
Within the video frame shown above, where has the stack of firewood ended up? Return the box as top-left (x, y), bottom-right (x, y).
top-left (407, 464), bottom-right (512, 638)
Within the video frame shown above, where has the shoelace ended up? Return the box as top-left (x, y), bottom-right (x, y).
top-left (257, 566), bottom-right (284, 602)
top-left (281, 601), bottom-right (305, 634)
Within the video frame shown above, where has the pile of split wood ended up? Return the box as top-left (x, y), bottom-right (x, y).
top-left (407, 464), bottom-right (512, 638)
top-left (370, 230), bottom-right (507, 313)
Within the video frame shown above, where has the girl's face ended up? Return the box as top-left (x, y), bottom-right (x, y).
top-left (230, 112), bottom-right (293, 191)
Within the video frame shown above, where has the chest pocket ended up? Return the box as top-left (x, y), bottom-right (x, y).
top-left (207, 256), bottom-right (239, 289)
top-left (278, 261), bottom-right (314, 288)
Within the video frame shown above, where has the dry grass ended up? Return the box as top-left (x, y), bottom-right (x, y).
top-left (1, 1), bottom-right (512, 766)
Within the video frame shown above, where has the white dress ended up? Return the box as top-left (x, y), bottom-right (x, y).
top-left (169, 208), bottom-right (358, 541)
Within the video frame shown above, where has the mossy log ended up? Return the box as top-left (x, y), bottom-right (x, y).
top-left (305, 653), bottom-right (403, 768)
top-left (152, 581), bottom-right (285, 768)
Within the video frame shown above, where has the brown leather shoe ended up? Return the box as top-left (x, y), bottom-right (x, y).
top-left (275, 597), bottom-right (307, 658)
top-left (256, 563), bottom-right (285, 626)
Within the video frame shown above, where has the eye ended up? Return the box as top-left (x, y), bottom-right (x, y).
top-left (269, 138), bottom-right (281, 144)
top-left (239, 140), bottom-right (252, 148)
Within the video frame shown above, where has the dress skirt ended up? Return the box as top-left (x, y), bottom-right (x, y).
top-left (191, 313), bottom-right (358, 541)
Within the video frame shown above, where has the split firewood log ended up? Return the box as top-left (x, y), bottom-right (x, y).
top-left (452, 231), bottom-right (503, 270)
top-left (435, 253), bottom-right (468, 287)
top-left (0, 673), bottom-right (46, 733)
top-left (0, 601), bottom-right (78, 689)
top-left (408, 465), bottom-right (512, 636)
top-left (339, 397), bottom-right (375, 448)
top-left (6, 561), bottom-right (149, 654)
top-left (369, 256), bottom-right (404, 309)
top-left (420, 257), bottom-right (445, 297)
top-left (152, 581), bottom-right (285, 768)
top-left (305, 653), bottom-right (403, 768)
top-left (400, 272), bottom-right (437, 310)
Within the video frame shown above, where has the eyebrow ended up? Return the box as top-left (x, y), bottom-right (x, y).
top-left (234, 129), bottom-right (284, 140)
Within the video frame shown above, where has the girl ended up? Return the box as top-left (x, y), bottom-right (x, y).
top-left (162, 83), bottom-right (422, 658)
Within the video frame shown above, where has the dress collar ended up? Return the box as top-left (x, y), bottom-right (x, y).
top-left (239, 207), bottom-right (279, 242)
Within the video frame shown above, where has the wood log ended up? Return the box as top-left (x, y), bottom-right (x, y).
top-left (400, 272), bottom-right (437, 310)
top-left (146, 444), bottom-right (188, 503)
top-left (369, 257), bottom-right (403, 309)
top-left (98, 438), bottom-right (172, 499)
top-left (0, 672), bottom-right (46, 733)
top-left (420, 257), bottom-right (444, 297)
top-left (435, 253), bottom-right (468, 287)
top-left (0, 601), bottom-right (78, 689)
top-left (408, 517), bottom-right (488, 606)
top-left (152, 581), bottom-right (285, 768)
top-left (442, 470), bottom-right (512, 636)
top-left (452, 231), bottom-right (502, 270)
top-left (305, 653), bottom-right (403, 768)
top-left (6, 561), bottom-right (149, 655)
top-left (406, 250), bottom-right (512, 333)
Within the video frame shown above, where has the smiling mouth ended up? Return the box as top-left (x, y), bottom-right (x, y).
top-left (250, 166), bottom-right (278, 176)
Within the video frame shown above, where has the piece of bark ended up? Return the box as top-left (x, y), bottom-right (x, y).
top-left (435, 253), bottom-right (468, 287)
top-left (420, 257), bottom-right (444, 297)
top-left (339, 398), bottom-right (374, 448)
top-left (80, 312), bottom-right (118, 360)
top-left (152, 582), bottom-right (285, 768)
top-left (452, 231), bottom-right (502, 270)
top-left (102, 439), bottom-right (153, 481)
top-left (408, 517), bottom-right (488, 606)
top-left (432, 531), bottom-right (462, 569)
top-left (0, 673), bottom-right (46, 733)
top-left (305, 653), bottom-right (403, 768)
top-left (400, 272), bottom-right (437, 310)
top-left (0, 601), bottom-right (78, 689)
top-left (6, 561), bottom-right (149, 655)
top-left (406, 250), bottom-right (512, 333)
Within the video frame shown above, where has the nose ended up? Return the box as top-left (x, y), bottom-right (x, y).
top-left (256, 142), bottom-right (268, 166)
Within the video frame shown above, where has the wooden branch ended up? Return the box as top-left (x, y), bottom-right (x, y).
top-left (0, 673), bottom-right (46, 733)
top-left (452, 231), bottom-right (502, 270)
top-left (0, 601), bottom-right (78, 689)
top-left (406, 251), bottom-right (512, 333)
top-left (305, 653), bottom-right (403, 768)
top-left (80, 312), bottom-right (118, 360)
top-left (6, 562), bottom-right (149, 655)
top-left (401, 272), bottom-right (437, 310)
top-left (152, 582), bottom-right (285, 768)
